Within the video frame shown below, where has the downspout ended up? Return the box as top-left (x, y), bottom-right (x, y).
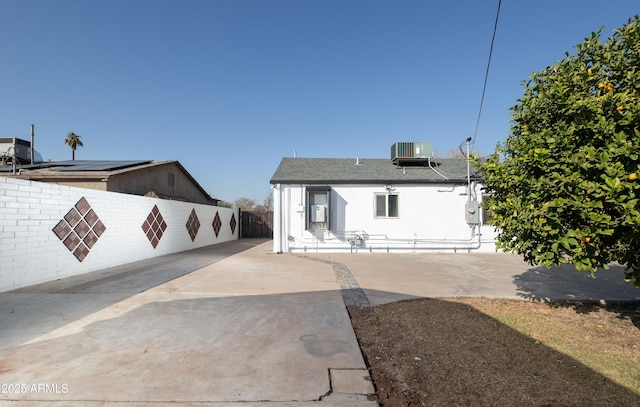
top-left (272, 184), bottom-right (278, 251)
top-left (273, 184), bottom-right (282, 253)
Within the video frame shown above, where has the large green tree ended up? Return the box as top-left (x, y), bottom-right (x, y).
top-left (478, 16), bottom-right (640, 286)
top-left (64, 132), bottom-right (83, 160)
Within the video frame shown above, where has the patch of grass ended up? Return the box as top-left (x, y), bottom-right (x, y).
top-left (452, 298), bottom-right (640, 394)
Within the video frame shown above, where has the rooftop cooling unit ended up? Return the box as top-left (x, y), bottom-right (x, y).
top-left (0, 138), bottom-right (33, 164)
top-left (391, 142), bottom-right (433, 164)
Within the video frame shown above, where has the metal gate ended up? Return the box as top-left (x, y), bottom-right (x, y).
top-left (240, 210), bottom-right (273, 238)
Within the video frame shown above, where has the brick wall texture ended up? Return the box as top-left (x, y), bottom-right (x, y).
top-left (0, 177), bottom-right (238, 292)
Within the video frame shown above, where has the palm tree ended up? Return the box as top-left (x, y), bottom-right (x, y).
top-left (64, 132), bottom-right (83, 160)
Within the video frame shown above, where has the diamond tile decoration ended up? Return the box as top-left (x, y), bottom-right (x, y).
top-left (212, 211), bottom-right (222, 237)
top-left (230, 213), bottom-right (237, 235)
top-left (75, 219), bottom-right (90, 239)
top-left (52, 197), bottom-right (106, 262)
top-left (185, 208), bottom-right (200, 242)
top-left (84, 230), bottom-right (99, 249)
top-left (142, 204), bottom-right (167, 249)
top-left (64, 208), bottom-right (82, 227)
top-left (63, 232), bottom-right (81, 251)
top-left (93, 220), bottom-right (107, 237)
top-left (52, 221), bottom-right (71, 240)
top-left (75, 197), bottom-right (91, 215)
top-left (74, 244), bottom-right (90, 262)
top-left (85, 209), bottom-right (99, 226)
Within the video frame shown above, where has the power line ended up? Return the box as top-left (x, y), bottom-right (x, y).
top-left (473, 0), bottom-right (502, 147)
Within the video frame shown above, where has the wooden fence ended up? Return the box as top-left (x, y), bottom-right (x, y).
top-left (240, 210), bottom-right (273, 238)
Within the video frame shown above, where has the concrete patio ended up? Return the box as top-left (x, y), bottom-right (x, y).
top-left (1, 239), bottom-right (638, 406)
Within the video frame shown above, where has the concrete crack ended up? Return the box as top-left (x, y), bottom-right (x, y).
top-left (318, 368), bottom-right (334, 401)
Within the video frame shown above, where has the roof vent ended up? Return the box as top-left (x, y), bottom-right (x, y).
top-left (391, 142), bottom-right (433, 165)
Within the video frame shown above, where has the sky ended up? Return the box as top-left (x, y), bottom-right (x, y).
top-left (1, 1), bottom-right (638, 203)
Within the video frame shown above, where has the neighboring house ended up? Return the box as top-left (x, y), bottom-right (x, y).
top-left (269, 142), bottom-right (497, 253)
top-left (1, 158), bottom-right (218, 206)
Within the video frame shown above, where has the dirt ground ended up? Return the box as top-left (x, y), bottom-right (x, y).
top-left (348, 298), bottom-right (640, 407)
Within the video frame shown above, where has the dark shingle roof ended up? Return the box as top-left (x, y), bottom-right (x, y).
top-left (270, 157), bottom-right (480, 184)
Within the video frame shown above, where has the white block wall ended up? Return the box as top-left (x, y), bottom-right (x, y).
top-left (0, 177), bottom-right (238, 292)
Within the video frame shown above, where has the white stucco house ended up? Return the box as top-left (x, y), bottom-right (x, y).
top-left (269, 142), bottom-right (498, 253)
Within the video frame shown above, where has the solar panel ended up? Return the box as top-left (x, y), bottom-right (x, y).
top-left (54, 160), bottom-right (152, 171)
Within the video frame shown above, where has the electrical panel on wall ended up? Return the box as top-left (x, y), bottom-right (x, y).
top-left (311, 205), bottom-right (326, 223)
top-left (465, 201), bottom-right (480, 225)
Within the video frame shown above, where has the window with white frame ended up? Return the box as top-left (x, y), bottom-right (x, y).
top-left (374, 193), bottom-right (399, 218)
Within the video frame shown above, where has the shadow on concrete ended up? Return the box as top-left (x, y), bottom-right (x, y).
top-left (514, 263), bottom-right (639, 303)
top-left (0, 239), bottom-right (268, 349)
top-left (0, 290), bottom-right (363, 404)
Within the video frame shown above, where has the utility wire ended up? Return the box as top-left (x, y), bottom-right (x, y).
top-left (472, 0), bottom-right (502, 148)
